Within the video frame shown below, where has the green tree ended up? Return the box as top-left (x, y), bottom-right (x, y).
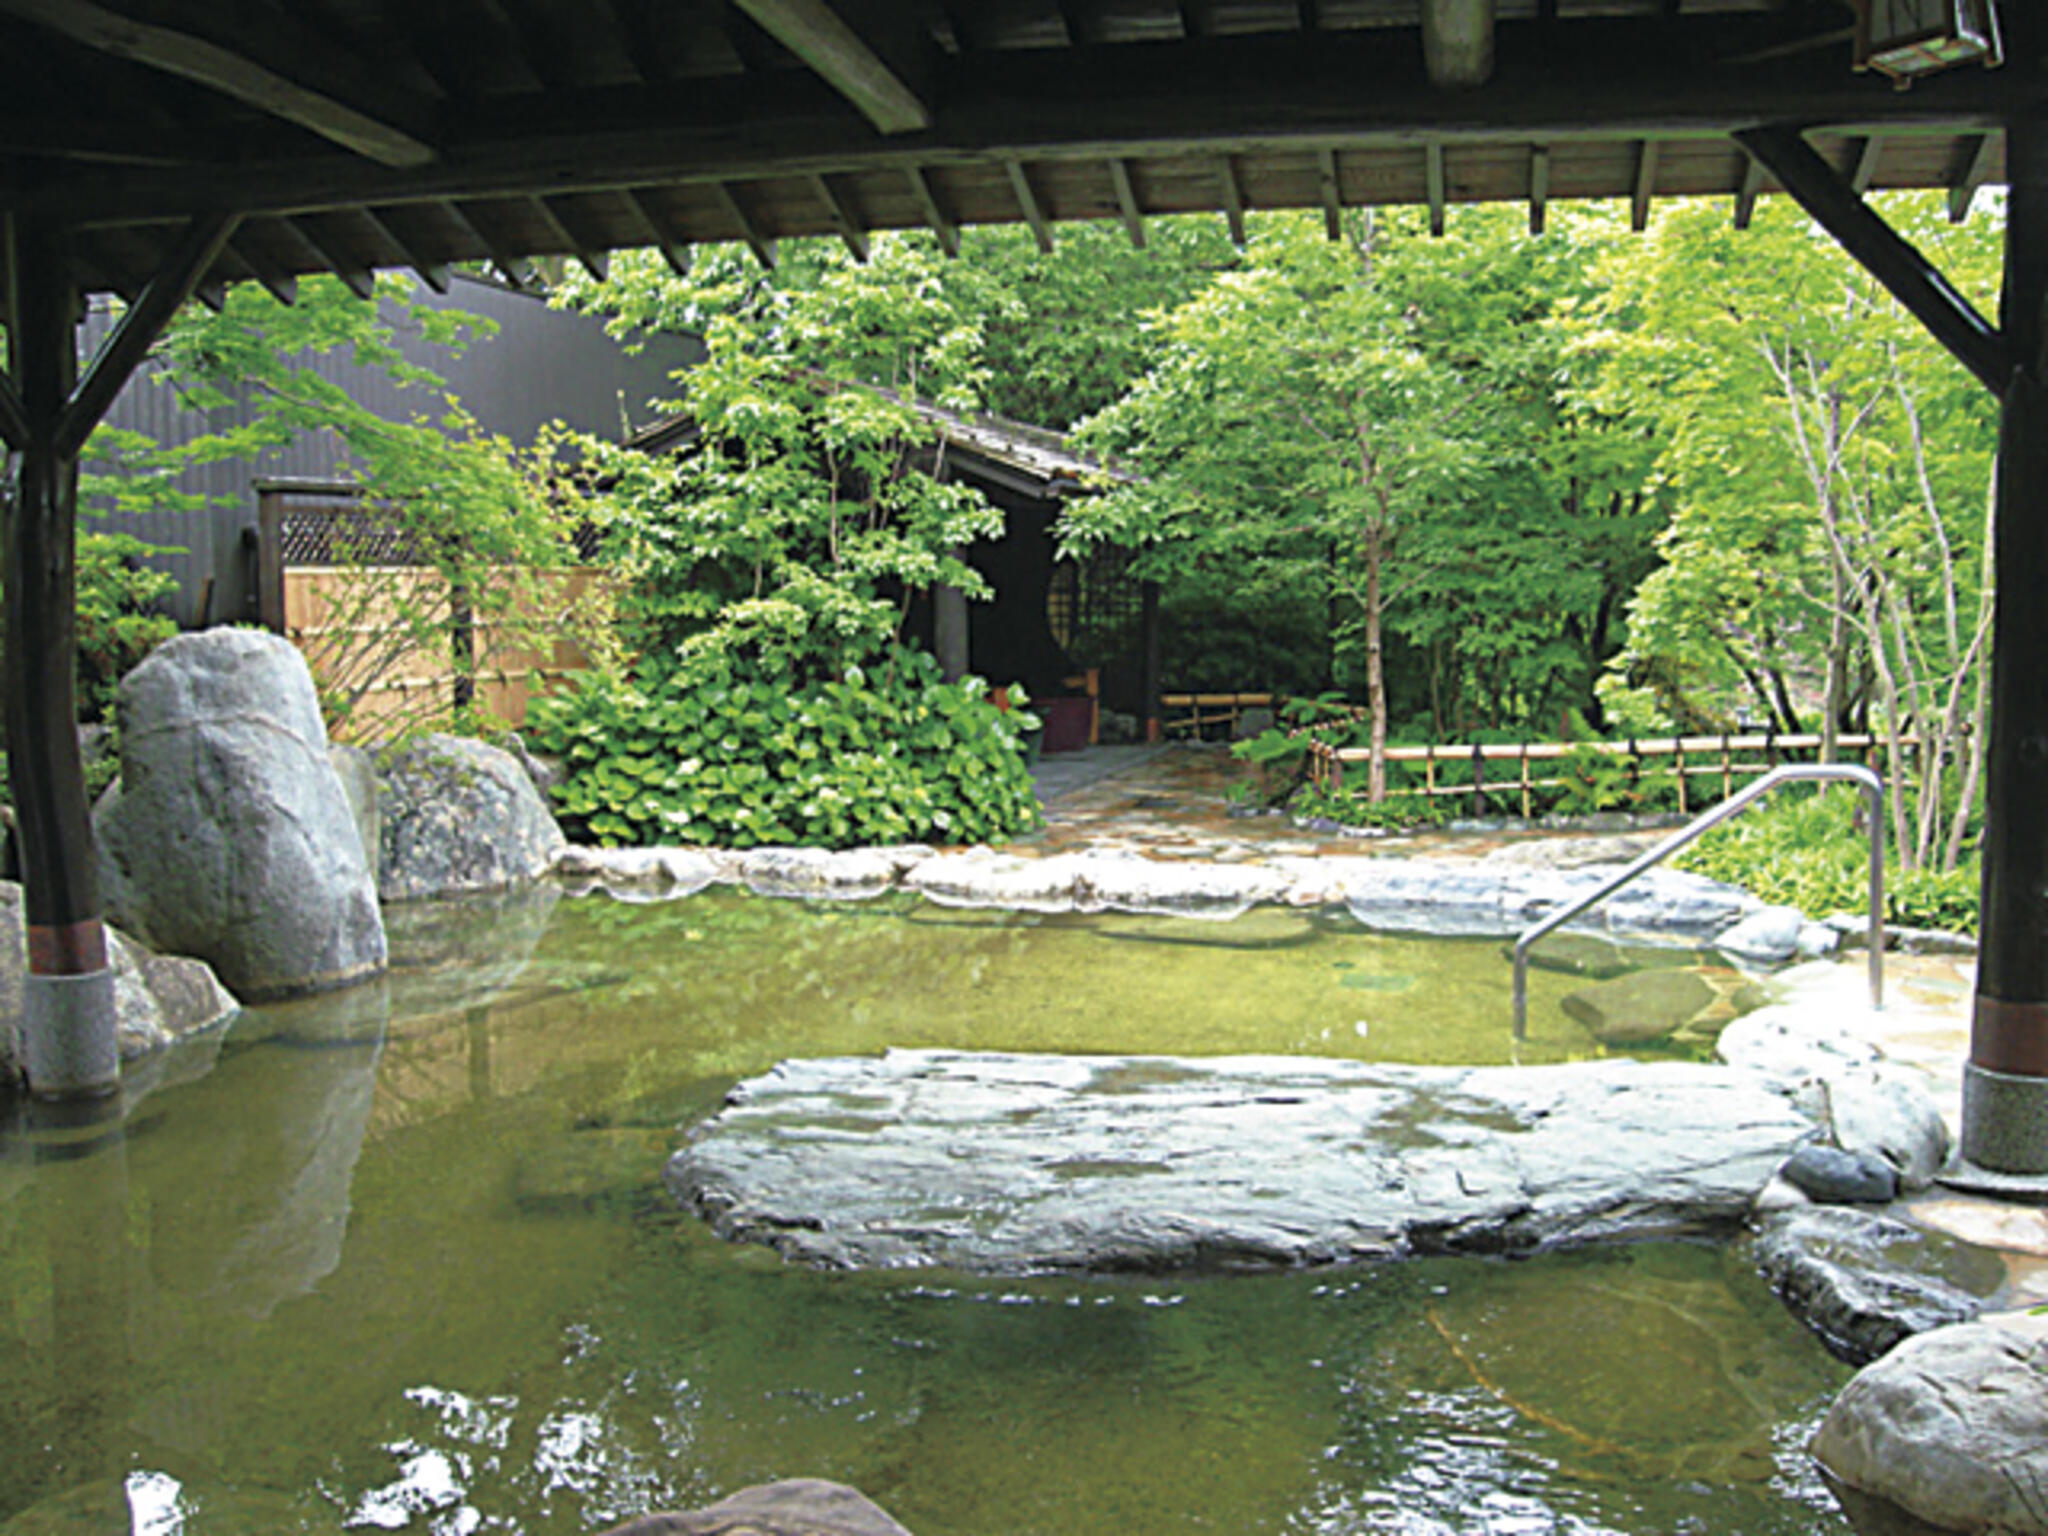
top-left (1584, 194), bottom-right (2000, 869)
top-left (531, 235), bottom-right (1040, 848)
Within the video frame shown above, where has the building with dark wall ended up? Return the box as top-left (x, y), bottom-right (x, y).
top-left (83, 275), bottom-right (704, 628)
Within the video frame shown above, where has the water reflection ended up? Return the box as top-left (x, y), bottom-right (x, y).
top-left (0, 891), bottom-right (1852, 1536)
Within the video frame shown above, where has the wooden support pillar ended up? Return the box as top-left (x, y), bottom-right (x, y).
top-left (1961, 112), bottom-right (2048, 1180)
top-left (4, 216), bottom-right (116, 1097)
top-left (4, 207), bottom-right (234, 1099)
top-left (1141, 578), bottom-right (1162, 743)
top-left (933, 573), bottom-right (969, 684)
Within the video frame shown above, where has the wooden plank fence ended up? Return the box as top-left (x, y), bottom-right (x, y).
top-left (1310, 733), bottom-right (1884, 819)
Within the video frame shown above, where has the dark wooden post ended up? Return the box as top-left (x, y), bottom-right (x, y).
top-left (1962, 111), bottom-right (2048, 1179)
top-left (1140, 578), bottom-right (1162, 743)
top-left (3, 217), bottom-right (117, 1097)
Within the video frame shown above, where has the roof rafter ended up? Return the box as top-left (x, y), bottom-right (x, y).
top-left (535, 195), bottom-right (611, 281)
top-left (1950, 133), bottom-right (1997, 223)
top-left (624, 189), bottom-right (692, 275)
top-left (904, 165), bottom-right (958, 257)
top-left (228, 231), bottom-right (298, 306)
top-left (1425, 139), bottom-right (1446, 236)
top-left (1006, 159), bottom-right (1053, 253)
top-left (1317, 147), bottom-right (1341, 240)
top-left (713, 181), bottom-right (777, 269)
top-left (808, 172), bottom-right (869, 260)
top-left (0, 0), bottom-right (440, 168)
top-left (1109, 158), bottom-right (1146, 249)
top-left (728, 0), bottom-right (932, 134)
top-left (358, 206), bottom-right (451, 292)
top-left (286, 214), bottom-right (377, 299)
top-left (1631, 137), bottom-right (1658, 231)
top-left (1217, 155), bottom-right (1246, 246)
top-left (1528, 141), bottom-right (1548, 234)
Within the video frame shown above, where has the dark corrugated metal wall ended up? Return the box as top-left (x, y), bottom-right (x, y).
top-left (83, 276), bottom-right (703, 627)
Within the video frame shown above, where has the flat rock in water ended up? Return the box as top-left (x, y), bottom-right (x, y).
top-left (1560, 966), bottom-right (1765, 1045)
top-left (668, 1050), bottom-right (1819, 1273)
top-left (601, 1480), bottom-right (913, 1536)
top-left (1750, 1205), bottom-right (2001, 1366)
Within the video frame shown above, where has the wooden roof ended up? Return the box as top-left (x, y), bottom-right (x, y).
top-left (0, 0), bottom-right (2030, 301)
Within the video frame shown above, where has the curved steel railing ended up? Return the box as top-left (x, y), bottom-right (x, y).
top-left (1511, 763), bottom-right (1886, 1041)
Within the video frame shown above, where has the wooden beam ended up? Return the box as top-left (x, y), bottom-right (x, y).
top-left (1529, 141), bottom-right (1549, 235)
top-left (808, 173), bottom-right (870, 260)
top-left (1737, 125), bottom-right (2008, 395)
top-left (1949, 133), bottom-right (1998, 224)
top-left (625, 189), bottom-right (693, 275)
top-left (903, 166), bottom-right (958, 257)
top-left (0, 367), bottom-right (27, 452)
top-left (0, 0), bottom-right (439, 168)
top-left (1734, 150), bottom-right (1767, 230)
top-left (727, 0), bottom-right (931, 134)
top-left (288, 215), bottom-right (378, 300)
top-left (1109, 158), bottom-right (1146, 249)
top-left (57, 208), bottom-right (237, 458)
top-left (1423, 0), bottom-right (1496, 89)
top-left (535, 196), bottom-right (611, 281)
top-left (229, 233), bottom-right (298, 306)
top-left (1179, 0), bottom-right (1216, 39)
top-left (1425, 140), bottom-right (1446, 237)
top-left (1317, 148), bottom-right (1342, 241)
top-left (1217, 155), bottom-right (1246, 246)
top-left (713, 181), bottom-right (778, 269)
top-left (359, 207), bottom-right (451, 292)
top-left (1006, 159), bottom-right (1054, 253)
top-left (1851, 134), bottom-right (1884, 194)
top-left (39, 21), bottom-right (2031, 231)
top-left (1631, 138), bottom-right (1659, 232)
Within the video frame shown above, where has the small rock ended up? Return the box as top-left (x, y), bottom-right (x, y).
top-left (1782, 1145), bottom-right (1899, 1204)
top-left (600, 1479), bottom-right (915, 1536)
top-left (1813, 1323), bottom-right (2048, 1534)
top-left (1751, 1206), bottom-right (2001, 1366)
top-left (1715, 904), bottom-right (1806, 964)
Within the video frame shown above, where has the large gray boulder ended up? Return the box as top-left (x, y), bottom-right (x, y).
top-left (95, 628), bottom-right (386, 1001)
top-left (1813, 1323), bottom-right (2048, 1535)
top-left (671, 1050), bottom-right (1819, 1272)
top-left (374, 733), bottom-right (567, 902)
top-left (1, 880), bottom-right (237, 1075)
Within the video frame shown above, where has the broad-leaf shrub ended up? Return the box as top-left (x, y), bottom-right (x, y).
top-left (528, 600), bottom-right (1039, 849)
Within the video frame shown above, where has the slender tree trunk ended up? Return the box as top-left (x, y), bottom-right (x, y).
top-left (1365, 533), bottom-right (1387, 804)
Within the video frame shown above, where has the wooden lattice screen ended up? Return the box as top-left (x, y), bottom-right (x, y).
top-left (1047, 543), bottom-right (1141, 669)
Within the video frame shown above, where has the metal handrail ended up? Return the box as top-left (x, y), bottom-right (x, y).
top-left (1511, 763), bottom-right (1886, 1040)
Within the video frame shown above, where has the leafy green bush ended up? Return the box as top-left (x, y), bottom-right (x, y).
top-left (1673, 788), bottom-right (1979, 935)
top-left (529, 603), bottom-right (1039, 849)
top-left (75, 532), bottom-right (180, 722)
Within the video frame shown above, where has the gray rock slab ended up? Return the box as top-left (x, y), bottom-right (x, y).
top-left (1828, 1064), bottom-right (1952, 1192)
top-left (668, 1050), bottom-right (1820, 1273)
top-left (1, 880), bottom-right (237, 1075)
top-left (1813, 1323), bottom-right (2048, 1535)
top-left (600, 1480), bottom-right (914, 1536)
top-left (739, 845), bottom-right (933, 900)
top-left (556, 845), bottom-right (724, 902)
top-left (1317, 857), bottom-right (1754, 941)
top-left (1752, 1205), bottom-right (2000, 1366)
top-left (376, 733), bottom-right (567, 902)
top-left (95, 628), bottom-right (386, 1001)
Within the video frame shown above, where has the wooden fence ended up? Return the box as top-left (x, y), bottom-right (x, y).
top-left (257, 480), bottom-right (602, 742)
top-left (1160, 691), bottom-right (1277, 739)
top-left (1309, 733), bottom-right (1883, 819)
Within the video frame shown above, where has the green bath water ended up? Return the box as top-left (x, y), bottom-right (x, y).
top-left (0, 888), bottom-right (1848, 1535)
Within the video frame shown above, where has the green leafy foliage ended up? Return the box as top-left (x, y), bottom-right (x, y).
top-left (528, 608), bottom-right (1038, 849)
top-left (1673, 788), bottom-right (1979, 935)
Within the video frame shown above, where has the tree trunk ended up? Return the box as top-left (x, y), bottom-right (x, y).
top-left (1365, 533), bottom-right (1387, 804)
